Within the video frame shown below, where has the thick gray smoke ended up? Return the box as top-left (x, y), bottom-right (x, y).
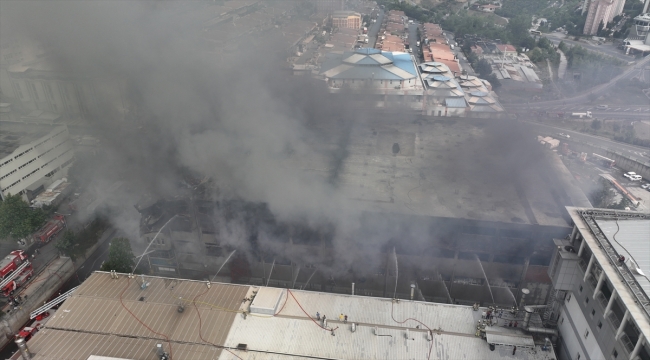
top-left (0, 0), bottom-right (371, 265)
top-left (0, 1), bottom-right (571, 278)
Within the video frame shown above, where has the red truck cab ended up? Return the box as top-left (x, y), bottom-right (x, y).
top-left (0, 251), bottom-right (27, 279)
top-left (2, 263), bottom-right (33, 296)
top-left (33, 215), bottom-right (66, 243)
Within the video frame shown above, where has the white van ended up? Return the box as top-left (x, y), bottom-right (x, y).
top-left (596, 104), bottom-right (609, 110)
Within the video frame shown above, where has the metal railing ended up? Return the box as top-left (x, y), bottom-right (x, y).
top-left (620, 333), bottom-right (635, 353)
top-left (580, 210), bottom-right (650, 322)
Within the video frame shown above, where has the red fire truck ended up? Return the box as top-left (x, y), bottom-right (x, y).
top-left (0, 250), bottom-right (27, 279)
top-left (32, 215), bottom-right (66, 243)
top-left (2, 263), bottom-right (33, 296)
top-left (16, 311), bottom-right (52, 342)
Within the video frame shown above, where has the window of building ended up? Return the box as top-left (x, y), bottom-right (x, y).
top-left (560, 317), bottom-right (564, 325)
top-left (584, 329), bottom-right (589, 339)
top-left (598, 321), bottom-right (602, 330)
top-left (576, 353), bottom-right (581, 360)
top-left (567, 293), bottom-right (572, 302)
top-left (579, 285), bottom-right (583, 293)
top-left (585, 296), bottom-right (589, 304)
top-left (591, 309), bottom-right (596, 317)
top-left (612, 349), bottom-right (618, 359)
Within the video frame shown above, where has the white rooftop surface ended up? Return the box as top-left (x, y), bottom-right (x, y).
top-left (595, 218), bottom-right (650, 295)
top-left (249, 287), bottom-right (285, 315)
top-left (568, 208), bottom-right (650, 345)
top-left (221, 290), bottom-right (558, 360)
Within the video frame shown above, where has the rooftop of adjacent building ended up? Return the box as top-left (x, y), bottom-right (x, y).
top-left (567, 207), bottom-right (650, 340)
top-left (22, 271), bottom-right (559, 360)
top-left (320, 48), bottom-right (418, 81)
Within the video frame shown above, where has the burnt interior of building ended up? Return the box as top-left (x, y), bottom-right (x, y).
top-left (136, 195), bottom-right (571, 307)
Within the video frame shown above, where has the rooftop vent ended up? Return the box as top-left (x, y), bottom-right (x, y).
top-left (236, 343), bottom-right (248, 351)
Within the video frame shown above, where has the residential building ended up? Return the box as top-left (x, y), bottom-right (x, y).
top-left (497, 44), bottom-right (518, 56)
top-left (645, 0), bottom-right (650, 14)
top-left (583, 0), bottom-right (620, 35)
top-left (546, 208), bottom-right (650, 360)
top-left (331, 11), bottom-right (361, 30)
top-left (0, 125), bottom-right (74, 201)
top-left (16, 271), bottom-right (561, 360)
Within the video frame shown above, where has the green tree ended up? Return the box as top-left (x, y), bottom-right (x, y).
top-left (101, 238), bottom-right (135, 273)
top-left (0, 194), bottom-right (46, 240)
top-left (476, 58), bottom-right (493, 77)
top-left (56, 230), bottom-right (78, 260)
top-left (591, 119), bottom-right (602, 131)
top-left (507, 15), bottom-right (532, 45)
top-left (528, 47), bottom-right (545, 63)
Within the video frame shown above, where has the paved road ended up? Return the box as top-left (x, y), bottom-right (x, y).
top-left (507, 55), bottom-right (650, 108)
top-left (543, 32), bottom-right (633, 62)
top-left (368, 9), bottom-right (384, 48)
top-left (443, 31), bottom-right (475, 75)
top-left (522, 120), bottom-right (649, 158)
top-left (408, 21), bottom-right (419, 62)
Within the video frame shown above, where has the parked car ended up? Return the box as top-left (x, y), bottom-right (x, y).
top-left (558, 133), bottom-right (570, 138)
top-left (641, 183), bottom-right (650, 189)
top-left (624, 172), bottom-right (643, 181)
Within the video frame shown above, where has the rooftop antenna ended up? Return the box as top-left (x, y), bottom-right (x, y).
top-left (132, 214), bottom-right (177, 274)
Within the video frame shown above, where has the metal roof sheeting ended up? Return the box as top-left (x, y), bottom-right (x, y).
top-left (26, 273), bottom-right (557, 360)
top-left (445, 98), bottom-right (468, 108)
top-left (595, 218), bottom-right (650, 295)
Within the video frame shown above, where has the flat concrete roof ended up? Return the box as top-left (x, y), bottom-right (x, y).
top-left (285, 116), bottom-right (576, 227)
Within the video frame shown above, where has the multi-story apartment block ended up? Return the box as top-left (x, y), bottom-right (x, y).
top-left (547, 208), bottom-right (650, 360)
top-left (331, 11), bottom-right (362, 30)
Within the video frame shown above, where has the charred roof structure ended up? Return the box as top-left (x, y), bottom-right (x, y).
top-left (133, 117), bottom-right (586, 307)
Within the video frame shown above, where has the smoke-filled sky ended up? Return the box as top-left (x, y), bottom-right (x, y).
top-left (0, 1), bottom-right (375, 261)
top-left (0, 1), bottom-right (577, 276)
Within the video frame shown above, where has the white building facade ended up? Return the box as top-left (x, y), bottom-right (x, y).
top-left (547, 208), bottom-right (650, 360)
top-left (0, 125), bottom-right (74, 201)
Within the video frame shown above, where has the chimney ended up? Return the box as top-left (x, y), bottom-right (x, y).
top-left (351, 282), bottom-right (355, 295)
top-left (522, 306), bottom-right (533, 329)
top-left (15, 337), bottom-right (32, 360)
top-left (520, 288), bottom-right (530, 309)
top-left (410, 284), bottom-right (415, 300)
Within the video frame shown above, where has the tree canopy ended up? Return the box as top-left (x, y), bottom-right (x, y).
top-left (0, 194), bottom-right (46, 240)
top-left (101, 238), bottom-right (135, 273)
